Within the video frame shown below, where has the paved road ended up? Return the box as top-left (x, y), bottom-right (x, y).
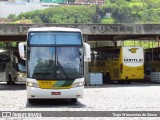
top-left (0, 82), bottom-right (160, 120)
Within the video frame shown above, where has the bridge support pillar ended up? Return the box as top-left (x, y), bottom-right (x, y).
top-left (84, 35), bottom-right (90, 86)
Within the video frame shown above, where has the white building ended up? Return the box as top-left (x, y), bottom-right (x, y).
top-left (0, 2), bottom-right (60, 18)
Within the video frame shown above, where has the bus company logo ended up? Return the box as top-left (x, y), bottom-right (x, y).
top-left (124, 59), bottom-right (143, 63)
top-left (128, 48), bottom-right (139, 53)
top-left (41, 81), bottom-right (51, 84)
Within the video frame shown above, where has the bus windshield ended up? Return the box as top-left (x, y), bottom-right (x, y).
top-left (0, 52), bottom-right (10, 72)
top-left (27, 31), bottom-right (83, 80)
top-left (0, 52), bottom-right (10, 63)
top-left (28, 47), bottom-right (83, 80)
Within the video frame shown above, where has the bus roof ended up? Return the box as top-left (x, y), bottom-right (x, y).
top-left (28, 27), bottom-right (82, 33)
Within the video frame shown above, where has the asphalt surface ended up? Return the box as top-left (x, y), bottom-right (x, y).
top-left (0, 82), bottom-right (160, 120)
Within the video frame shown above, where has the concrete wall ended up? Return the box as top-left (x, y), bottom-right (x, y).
top-left (89, 41), bottom-right (123, 48)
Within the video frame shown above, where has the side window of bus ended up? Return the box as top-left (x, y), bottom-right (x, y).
top-left (155, 52), bottom-right (159, 61)
top-left (91, 51), bottom-right (98, 61)
top-left (0, 63), bottom-right (6, 72)
top-left (107, 52), bottom-right (112, 60)
top-left (113, 49), bottom-right (120, 60)
top-left (153, 53), bottom-right (156, 61)
top-left (101, 51), bottom-right (112, 60)
top-left (149, 52), bottom-right (152, 61)
top-left (145, 52), bottom-right (149, 61)
top-left (97, 52), bottom-right (106, 60)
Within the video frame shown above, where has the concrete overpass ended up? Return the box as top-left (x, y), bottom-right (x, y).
top-left (0, 23), bottom-right (160, 42)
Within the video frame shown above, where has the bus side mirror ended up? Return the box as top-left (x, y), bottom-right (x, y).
top-left (84, 43), bottom-right (91, 62)
top-left (13, 56), bottom-right (19, 71)
top-left (18, 42), bottom-right (26, 60)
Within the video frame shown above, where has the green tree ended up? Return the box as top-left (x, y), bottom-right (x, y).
top-left (7, 14), bottom-right (16, 22)
top-left (32, 16), bottom-right (43, 24)
top-left (15, 5), bottom-right (98, 23)
top-left (124, 40), bottom-right (158, 48)
top-left (0, 42), bottom-right (17, 49)
top-left (100, 18), bottom-right (115, 23)
top-left (0, 43), bottom-right (6, 49)
top-left (13, 1), bottom-right (160, 24)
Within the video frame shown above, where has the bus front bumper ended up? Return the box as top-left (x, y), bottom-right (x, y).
top-left (27, 86), bottom-right (84, 99)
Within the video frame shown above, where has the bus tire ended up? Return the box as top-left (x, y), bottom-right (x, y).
top-left (7, 75), bottom-right (12, 85)
top-left (71, 98), bottom-right (77, 103)
top-left (126, 81), bottom-right (131, 84)
top-left (8, 74), bottom-right (15, 85)
top-left (105, 73), bottom-right (112, 83)
top-left (118, 81), bottom-right (125, 84)
top-left (7, 82), bottom-right (10, 85)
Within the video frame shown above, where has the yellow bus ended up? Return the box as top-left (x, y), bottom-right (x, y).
top-left (144, 47), bottom-right (160, 72)
top-left (90, 46), bottom-right (144, 83)
top-left (144, 47), bottom-right (160, 82)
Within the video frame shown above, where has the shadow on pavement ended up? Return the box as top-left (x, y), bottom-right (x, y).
top-left (85, 82), bottom-right (160, 89)
top-left (26, 99), bottom-right (86, 108)
top-left (0, 82), bottom-right (26, 91)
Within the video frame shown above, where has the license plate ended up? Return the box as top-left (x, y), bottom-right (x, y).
top-left (51, 92), bottom-right (61, 95)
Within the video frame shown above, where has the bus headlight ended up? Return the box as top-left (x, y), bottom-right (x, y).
top-left (27, 82), bottom-right (39, 88)
top-left (72, 82), bottom-right (84, 88)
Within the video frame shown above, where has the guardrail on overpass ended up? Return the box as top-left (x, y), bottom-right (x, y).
top-left (0, 23), bottom-right (160, 42)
